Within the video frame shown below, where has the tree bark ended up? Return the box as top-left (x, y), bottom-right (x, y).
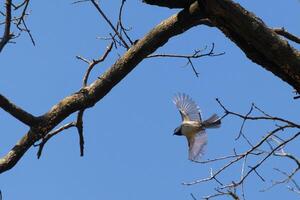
top-left (198, 0), bottom-right (300, 92)
top-left (143, 0), bottom-right (300, 92)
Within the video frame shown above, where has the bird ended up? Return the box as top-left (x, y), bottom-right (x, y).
top-left (173, 93), bottom-right (221, 161)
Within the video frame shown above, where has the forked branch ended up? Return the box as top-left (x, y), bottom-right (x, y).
top-left (0, 0), bottom-right (12, 52)
top-left (0, 1), bottom-right (207, 174)
top-left (183, 99), bottom-right (300, 198)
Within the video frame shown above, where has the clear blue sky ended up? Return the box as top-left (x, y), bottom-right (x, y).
top-left (1, 1), bottom-right (300, 199)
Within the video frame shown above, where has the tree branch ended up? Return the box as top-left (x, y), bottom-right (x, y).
top-left (79, 42), bottom-right (113, 87)
top-left (222, 131), bottom-right (300, 190)
top-left (147, 43), bottom-right (224, 77)
top-left (0, 94), bottom-right (38, 126)
top-left (90, 0), bottom-right (129, 49)
top-left (0, 1), bottom-right (206, 174)
top-left (0, 0), bottom-right (12, 52)
top-left (273, 27), bottom-right (300, 44)
top-left (76, 109), bottom-right (84, 156)
top-left (144, 0), bottom-right (300, 93)
top-left (36, 122), bottom-right (76, 159)
top-left (197, 0), bottom-right (300, 93)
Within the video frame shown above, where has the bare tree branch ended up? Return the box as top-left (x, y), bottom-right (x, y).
top-left (273, 27), bottom-right (300, 44)
top-left (35, 109), bottom-right (87, 158)
top-left (221, 131), bottom-right (300, 190)
top-left (76, 109), bottom-right (84, 156)
top-left (10, 0), bottom-right (35, 46)
top-left (147, 43), bottom-right (224, 59)
top-left (0, 1), bottom-right (207, 174)
top-left (196, 0), bottom-right (300, 93)
top-left (183, 99), bottom-right (300, 198)
top-left (0, 94), bottom-right (38, 126)
top-left (203, 189), bottom-right (240, 200)
top-left (0, 0), bottom-right (12, 52)
top-left (216, 98), bottom-right (300, 128)
top-left (90, 0), bottom-right (129, 49)
top-left (147, 43), bottom-right (224, 77)
top-left (116, 0), bottom-right (134, 45)
top-left (79, 42), bottom-right (113, 87)
top-left (36, 122), bottom-right (76, 159)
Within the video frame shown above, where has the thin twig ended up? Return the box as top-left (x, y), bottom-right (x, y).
top-left (36, 122), bottom-right (76, 158)
top-left (81, 42), bottom-right (113, 86)
top-left (16, 0), bottom-right (29, 26)
top-left (76, 110), bottom-right (85, 156)
top-left (116, 0), bottom-right (133, 45)
top-left (203, 189), bottom-right (240, 200)
top-left (260, 167), bottom-right (300, 192)
top-left (190, 193), bottom-right (197, 200)
top-left (216, 98), bottom-right (300, 128)
top-left (12, 0), bottom-right (28, 9)
top-left (184, 99), bottom-right (299, 189)
top-left (147, 43), bottom-right (224, 77)
top-left (90, 0), bottom-right (129, 49)
top-left (19, 17), bottom-right (35, 45)
top-left (236, 104), bottom-right (254, 140)
top-left (221, 131), bottom-right (300, 190)
top-left (0, 93), bottom-right (38, 126)
top-left (273, 27), bottom-right (300, 44)
top-left (147, 43), bottom-right (224, 59)
top-left (72, 0), bottom-right (90, 4)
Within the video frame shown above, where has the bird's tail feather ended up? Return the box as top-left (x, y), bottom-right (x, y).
top-left (203, 114), bottom-right (221, 128)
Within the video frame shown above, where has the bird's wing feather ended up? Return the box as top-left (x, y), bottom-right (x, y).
top-left (173, 93), bottom-right (202, 122)
top-left (186, 130), bottom-right (207, 161)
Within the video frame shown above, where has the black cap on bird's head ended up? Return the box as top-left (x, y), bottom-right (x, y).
top-left (173, 126), bottom-right (183, 136)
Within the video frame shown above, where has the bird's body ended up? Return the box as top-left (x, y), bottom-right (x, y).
top-left (173, 93), bottom-right (221, 161)
top-left (181, 121), bottom-right (203, 137)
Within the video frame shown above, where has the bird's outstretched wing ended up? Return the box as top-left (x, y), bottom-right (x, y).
top-left (173, 93), bottom-right (202, 122)
top-left (187, 131), bottom-right (208, 161)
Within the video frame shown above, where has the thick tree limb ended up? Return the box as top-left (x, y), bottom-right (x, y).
top-left (144, 0), bottom-right (300, 92)
top-left (197, 0), bottom-right (300, 92)
top-left (142, 0), bottom-right (196, 9)
top-left (0, 1), bottom-right (206, 174)
top-left (0, 130), bottom-right (37, 173)
top-left (0, 94), bottom-right (38, 126)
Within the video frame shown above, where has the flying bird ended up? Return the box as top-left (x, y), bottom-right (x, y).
top-left (173, 93), bottom-right (221, 161)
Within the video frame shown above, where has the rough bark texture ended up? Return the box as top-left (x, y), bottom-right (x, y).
top-left (0, 1), bottom-right (204, 174)
top-left (197, 0), bottom-right (300, 92)
top-left (143, 0), bottom-right (300, 92)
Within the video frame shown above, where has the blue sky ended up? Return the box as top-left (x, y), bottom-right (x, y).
top-left (1, 0), bottom-right (300, 199)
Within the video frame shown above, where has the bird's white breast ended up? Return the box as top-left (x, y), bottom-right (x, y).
top-left (181, 121), bottom-right (202, 137)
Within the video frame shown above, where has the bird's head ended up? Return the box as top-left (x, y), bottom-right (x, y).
top-left (173, 126), bottom-right (183, 136)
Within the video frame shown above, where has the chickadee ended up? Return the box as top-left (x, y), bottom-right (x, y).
top-left (173, 93), bottom-right (221, 161)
